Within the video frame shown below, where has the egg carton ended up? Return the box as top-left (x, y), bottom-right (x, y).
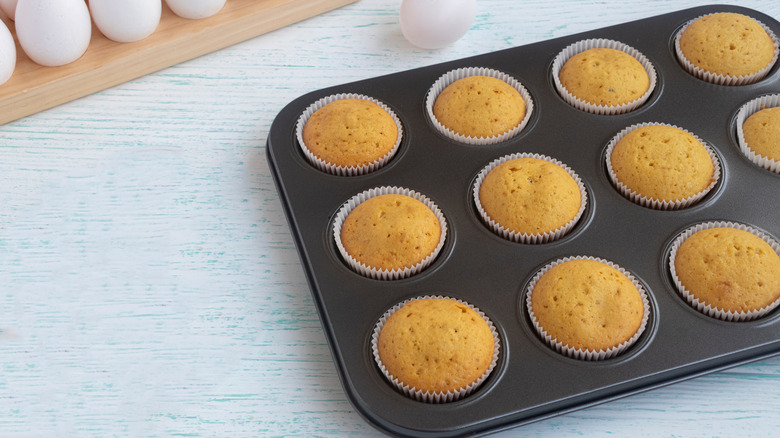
top-left (0, 0), bottom-right (357, 125)
top-left (266, 5), bottom-right (780, 437)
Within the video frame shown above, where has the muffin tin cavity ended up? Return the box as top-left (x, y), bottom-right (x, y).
top-left (473, 152), bottom-right (588, 243)
top-left (268, 5), bottom-right (780, 437)
top-left (333, 186), bottom-right (448, 280)
top-left (525, 256), bottom-right (651, 361)
top-left (296, 93), bottom-right (403, 176)
top-left (371, 295), bottom-right (501, 403)
top-left (426, 67), bottom-right (534, 145)
top-left (669, 221), bottom-right (780, 322)
top-left (675, 12), bottom-right (780, 86)
top-left (552, 38), bottom-right (657, 114)
top-left (736, 94), bottom-right (780, 173)
top-left (605, 122), bottom-right (721, 210)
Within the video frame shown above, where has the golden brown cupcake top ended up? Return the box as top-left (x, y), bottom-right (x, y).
top-left (531, 259), bottom-right (644, 352)
top-left (610, 125), bottom-right (715, 202)
top-left (302, 98), bottom-right (398, 167)
top-left (674, 227), bottom-right (780, 313)
top-left (433, 75), bottom-right (526, 138)
top-left (743, 107), bottom-right (780, 161)
top-left (679, 12), bottom-right (776, 78)
top-left (377, 298), bottom-right (495, 393)
top-left (559, 48), bottom-right (650, 107)
top-left (478, 157), bottom-right (581, 235)
top-left (340, 194), bottom-right (441, 271)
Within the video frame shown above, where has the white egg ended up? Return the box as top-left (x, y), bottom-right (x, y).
top-left (15, 0), bottom-right (92, 67)
top-left (165, 0), bottom-right (226, 20)
top-left (0, 19), bottom-right (15, 85)
top-left (0, 0), bottom-right (17, 20)
top-left (400, 0), bottom-right (477, 49)
top-left (90, 0), bottom-right (161, 43)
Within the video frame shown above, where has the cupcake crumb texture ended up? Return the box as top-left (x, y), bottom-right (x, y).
top-left (610, 125), bottom-right (715, 202)
top-left (377, 298), bottom-right (495, 393)
top-left (743, 107), bottom-right (780, 161)
top-left (679, 12), bottom-right (776, 77)
top-left (479, 157), bottom-right (581, 235)
top-left (340, 194), bottom-right (441, 271)
top-left (433, 75), bottom-right (526, 138)
top-left (303, 98), bottom-right (398, 167)
top-left (674, 227), bottom-right (780, 313)
top-left (531, 259), bottom-right (644, 352)
top-left (559, 48), bottom-right (650, 107)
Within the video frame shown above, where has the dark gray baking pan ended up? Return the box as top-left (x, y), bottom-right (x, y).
top-left (266, 4), bottom-right (780, 436)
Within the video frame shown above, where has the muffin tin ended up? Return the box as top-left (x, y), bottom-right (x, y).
top-left (266, 5), bottom-right (780, 437)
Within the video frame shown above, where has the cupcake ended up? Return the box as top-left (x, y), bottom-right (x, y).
top-left (670, 222), bottom-right (780, 321)
top-left (606, 123), bottom-right (720, 210)
top-left (676, 12), bottom-right (779, 85)
top-left (736, 94), bottom-right (780, 173)
top-left (296, 94), bottom-right (402, 176)
top-left (426, 67), bottom-right (533, 145)
top-left (552, 39), bottom-right (657, 114)
top-left (334, 186), bottom-right (447, 280)
top-left (473, 153), bottom-right (587, 243)
top-left (372, 296), bottom-right (500, 403)
top-left (526, 256), bottom-right (649, 361)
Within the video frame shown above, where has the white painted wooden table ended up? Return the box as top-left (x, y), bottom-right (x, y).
top-left (1, 1), bottom-right (779, 436)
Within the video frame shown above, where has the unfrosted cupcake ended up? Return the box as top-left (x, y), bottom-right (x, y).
top-left (743, 107), bottom-right (780, 160)
top-left (526, 256), bottom-right (649, 361)
top-left (473, 153), bottom-right (587, 243)
top-left (297, 94), bottom-right (402, 176)
top-left (426, 67), bottom-right (533, 145)
top-left (670, 222), bottom-right (780, 321)
top-left (736, 94), bottom-right (780, 173)
top-left (676, 12), bottom-right (779, 85)
top-left (552, 39), bottom-right (657, 114)
top-left (334, 186), bottom-right (447, 280)
top-left (606, 123), bottom-right (720, 210)
top-left (372, 296), bottom-right (500, 403)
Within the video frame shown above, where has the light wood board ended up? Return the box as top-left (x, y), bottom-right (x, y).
top-left (0, 0), bottom-right (357, 125)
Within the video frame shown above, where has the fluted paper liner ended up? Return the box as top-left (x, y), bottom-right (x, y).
top-left (333, 186), bottom-right (447, 280)
top-left (736, 94), bottom-right (780, 174)
top-left (525, 256), bottom-right (651, 361)
top-left (675, 13), bottom-right (780, 86)
top-left (371, 295), bottom-right (501, 403)
top-left (426, 67), bottom-right (534, 145)
top-left (669, 221), bottom-right (780, 321)
top-left (552, 39), bottom-right (657, 115)
top-left (473, 153), bottom-right (588, 243)
top-left (296, 93), bottom-right (403, 176)
top-left (605, 122), bottom-right (721, 210)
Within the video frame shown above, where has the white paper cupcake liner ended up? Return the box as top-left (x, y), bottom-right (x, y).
top-left (669, 221), bottom-right (780, 321)
top-left (371, 295), bottom-right (501, 403)
top-left (735, 94), bottom-right (780, 174)
top-left (605, 122), bottom-right (721, 210)
top-left (296, 93), bottom-right (403, 176)
top-left (525, 256), bottom-right (651, 361)
top-left (425, 67), bottom-right (534, 145)
top-left (675, 13), bottom-right (780, 86)
top-left (473, 153), bottom-right (588, 243)
top-left (333, 186), bottom-right (447, 280)
top-left (552, 39), bottom-right (657, 115)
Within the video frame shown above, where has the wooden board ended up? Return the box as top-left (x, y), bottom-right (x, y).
top-left (0, 0), bottom-right (357, 125)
